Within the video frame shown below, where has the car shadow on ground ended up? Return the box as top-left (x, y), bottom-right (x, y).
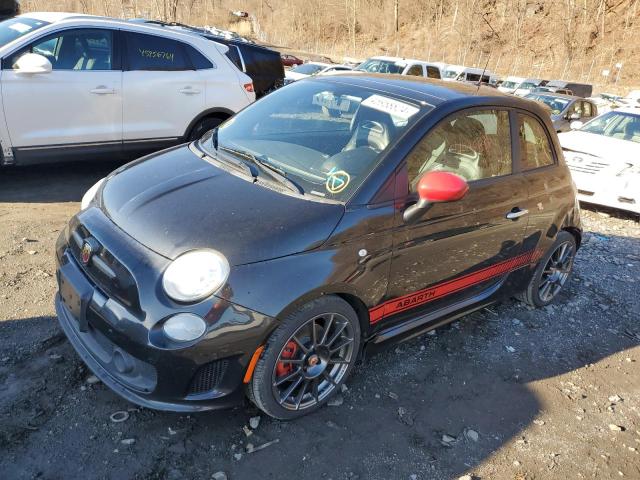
top-left (0, 161), bottom-right (122, 203)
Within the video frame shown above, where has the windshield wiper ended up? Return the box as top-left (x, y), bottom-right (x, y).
top-left (219, 146), bottom-right (305, 195)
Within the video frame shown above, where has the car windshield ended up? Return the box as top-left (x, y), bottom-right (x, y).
top-left (501, 81), bottom-right (519, 89)
top-left (356, 59), bottom-right (404, 74)
top-left (290, 63), bottom-right (325, 75)
top-left (198, 80), bottom-right (428, 202)
top-left (580, 111), bottom-right (640, 144)
top-left (0, 17), bottom-right (49, 48)
top-left (525, 94), bottom-right (570, 115)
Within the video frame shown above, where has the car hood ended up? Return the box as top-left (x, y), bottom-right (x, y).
top-left (100, 145), bottom-right (345, 265)
top-left (559, 130), bottom-right (640, 163)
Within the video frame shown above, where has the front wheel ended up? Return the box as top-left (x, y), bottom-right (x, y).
top-left (517, 231), bottom-right (577, 307)
top-left (247, 296), bottom-right (361, 420)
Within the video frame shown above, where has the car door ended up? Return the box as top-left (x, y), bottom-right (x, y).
top-left (1, 28), bottom-right (122, 161)
top-left (121, 31), bottom-right (205, 152)
top-left (371, 108), bottom-right (529, 327)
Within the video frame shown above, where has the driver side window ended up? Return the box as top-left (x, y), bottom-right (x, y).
top-left (10, 29), bottom-right (113, 71)
top-left (406, 109), bottom-right (512, 192)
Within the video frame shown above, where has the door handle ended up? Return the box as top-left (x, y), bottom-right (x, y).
top-left (179, 86), bottom-right (201, 95)
top-left (90, 86), bottom-right (115, 95)
top-left (506, 208), bottom-right (529, 220)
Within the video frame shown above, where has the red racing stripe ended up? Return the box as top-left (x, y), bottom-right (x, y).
top-left (369, 248), bottom-right (542, 324)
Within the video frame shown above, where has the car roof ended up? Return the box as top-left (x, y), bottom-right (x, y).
top-left (311, 73), bottom-right (521, 107)
top-left (369, 56), bottom-right (440, 66)
top-left (18, 11), bottom-right (96, 22)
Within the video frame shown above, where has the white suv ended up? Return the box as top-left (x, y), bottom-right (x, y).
top-left (0, 13), bottom-right (255, 165)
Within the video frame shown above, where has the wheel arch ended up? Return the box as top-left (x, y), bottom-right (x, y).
top-left (274, 286), bottom-right (373, 341)
top-left (562, 226), bottom-right (582, 250)
top-left (183, 107), bottom-right (235, 138)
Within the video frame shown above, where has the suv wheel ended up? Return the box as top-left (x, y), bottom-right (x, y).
top-left (247, 296), bottom-right (361, 420)
top-left (188, 116), bottom-right (225, 141)
top-left (518, 231), bottom-right (577, 307)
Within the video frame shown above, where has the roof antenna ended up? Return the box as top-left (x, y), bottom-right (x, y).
top-left (476, 14), bottom-right (500, 95)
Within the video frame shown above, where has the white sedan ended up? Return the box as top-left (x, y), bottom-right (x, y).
top-left (284, 62), bottom-right (352, 84)
top-left (559, 108), bottom-right (640, 214)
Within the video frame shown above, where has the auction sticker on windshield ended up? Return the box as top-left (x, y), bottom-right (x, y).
top-left (361, 94), bottom-right (419, 120)
top-left (325, 167), bottom-right (350, 194)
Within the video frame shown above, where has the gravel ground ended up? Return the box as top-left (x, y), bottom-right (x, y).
top-left (0, 163), bottom-right (639, 480)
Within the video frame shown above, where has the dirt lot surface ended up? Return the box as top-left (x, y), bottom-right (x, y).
top-left (0, 163), bottom-right (639, 480)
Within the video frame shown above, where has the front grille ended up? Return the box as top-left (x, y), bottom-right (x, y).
top-left (568, 161), bottom-right (608, 175)
top-left (68, 224), bottom-right (140, 310)
top-left (187, 360), bottom-right (229, 395)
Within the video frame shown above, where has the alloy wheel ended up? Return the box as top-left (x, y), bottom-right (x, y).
top-left (271, 312), bottom-right (355, 411)
top-left (538, 241), bottom-right (575, 302)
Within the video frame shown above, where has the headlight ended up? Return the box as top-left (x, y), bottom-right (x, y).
top-left (80, 178), bottom-right (105, 210)
top-left (617, 163), bottom-right (640, 177)
top-left (162, 250), bottom-right (230, 303)
top-left (163, 313), bottom-right (206, 342)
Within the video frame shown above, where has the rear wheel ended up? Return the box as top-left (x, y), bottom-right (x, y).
top-left (188, 115), bottom-right (226, 141)
top-left (517, 231), bottom-right (577, 307)
top-left (248, 296), bottom-right (360, 419)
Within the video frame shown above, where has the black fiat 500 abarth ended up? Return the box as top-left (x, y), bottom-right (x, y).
top-left (56, 74), bottom-right (581, 419)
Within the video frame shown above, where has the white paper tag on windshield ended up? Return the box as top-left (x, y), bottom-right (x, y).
top-left (9, 23), bottom-right (33, 34)
top-left (361, 95), bottom-right (419, 120)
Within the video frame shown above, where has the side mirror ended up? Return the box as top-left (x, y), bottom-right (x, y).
top-left (403, 171), bottom-right (469, 223)
top-left (570, 120), bottom-right (584, 130)
top-left (14, 53), bottom-right (52, 75)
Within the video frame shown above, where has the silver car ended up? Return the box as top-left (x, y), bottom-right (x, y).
top-left (525, 93), bottom-right (598, 132)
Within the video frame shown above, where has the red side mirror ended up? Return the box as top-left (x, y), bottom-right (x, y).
top-left (403, 171), bottom-right (469, 224)
top-left (416, 171), bottom-right (469, 203)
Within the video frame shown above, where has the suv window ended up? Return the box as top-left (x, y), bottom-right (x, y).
top-left (406, 64), bottom-right (423, 76)
top-left (8, 28), bottom-right (113, 70)
top-left (185, 45), bottom-right (213, 70)
top-left (426, 66), bottom-right (440, 79)
top-left (407, 109), bottom-right (512, 190)
top-left (225, 45), bottom-right (244, 71)
top-left (518, 114), bottom-right (555, 170)
top-left (125, 32), bottom-right (189, 71)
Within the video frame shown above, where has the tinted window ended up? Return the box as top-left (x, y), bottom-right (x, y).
top-left (126, 32), bottom-right (189, 71)
top-left (406, 64), bottom-right (422, 76)
top-left (185, 45), bottom-right (213, 69)
top-left (426, 66), bottom-right (440, 79)
top-left (518, 114), bottom-right (554, 170)
top-left (10, 29), bottom-right (114, 71)
top-left (467, 73), bottom-right (480, 82)
top-left (407, 109), bottom-right (512, 189)
top-left (225, 45), bottom-right (243, 71)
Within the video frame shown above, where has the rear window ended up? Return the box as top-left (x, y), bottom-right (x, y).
top-left (185, 45), bottom-right (213, 70)
top-left (125, 32), bottom-right (189, 71)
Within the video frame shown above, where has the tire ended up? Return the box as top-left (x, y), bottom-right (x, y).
top-left (247, 296), bottom-right (361, 420)
top-left (188, 116), bottom-right (225, 142)
top-left (517, 231), bottom-right (577, 307)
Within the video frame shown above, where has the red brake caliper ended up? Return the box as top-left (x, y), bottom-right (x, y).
top-left (276, 341), bottom-right (298, 377)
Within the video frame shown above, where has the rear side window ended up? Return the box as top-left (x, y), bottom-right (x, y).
top-left (185, 45), bottom-right (213, 70)
top-left (518, 114), bottom-right (555, 170)
top-left (406, 64), bottom-right (422, 76)
top-left (125, 32), bottom-right (189, 71)
top-left (406, 109), bottom-right (512, 189)
top-left (225, 45), bottom-right (244, 71)
top-left (426, 66), bottom-right (440, 79)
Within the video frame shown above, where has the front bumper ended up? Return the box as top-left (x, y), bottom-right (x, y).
top-left (569, 171), bottom-right (639, 215)
top-left (55, 209), bottom-right (277, 412)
